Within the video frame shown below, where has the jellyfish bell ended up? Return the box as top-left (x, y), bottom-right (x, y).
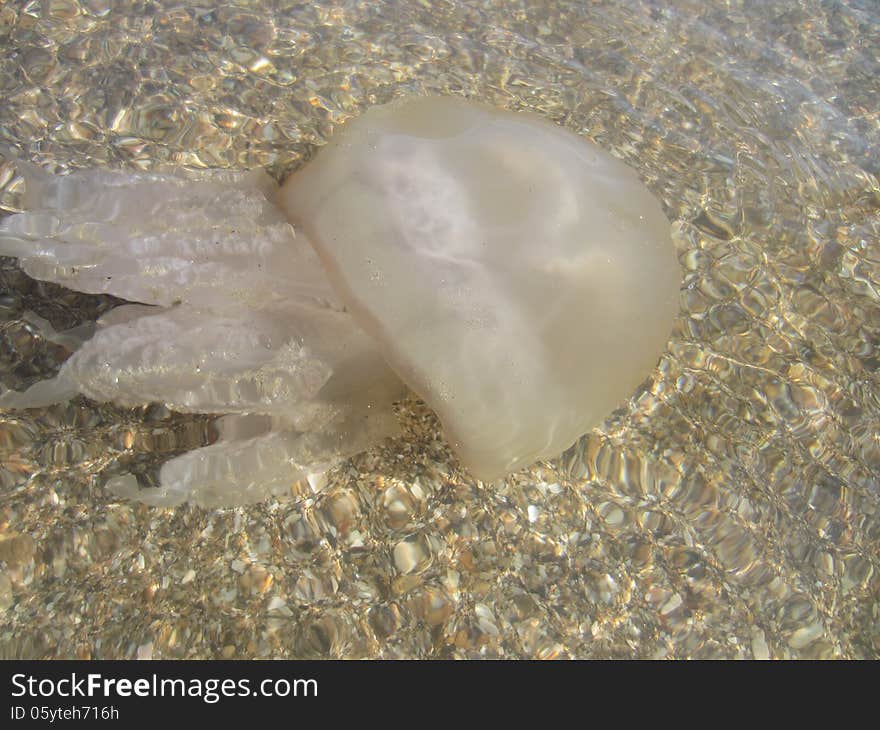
top-left (278, 95), bottom-right (680, 481)
top-left (0, 96), bottom-right (679, 505)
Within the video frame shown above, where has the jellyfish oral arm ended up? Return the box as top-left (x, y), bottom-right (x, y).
top-left (0, 165), bottom-right (405, 506)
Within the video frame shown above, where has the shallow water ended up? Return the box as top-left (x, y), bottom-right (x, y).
top-left (0, 0), bottom-right (877, 658)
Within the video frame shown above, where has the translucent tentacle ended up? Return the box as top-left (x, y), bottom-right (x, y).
top-left (0, 163), bottom-right (407, 505)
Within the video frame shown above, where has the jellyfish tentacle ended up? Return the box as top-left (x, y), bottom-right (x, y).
top-left (0, 165), bottom-right (343, 311)
top-left (107, 406), bottom-right (401, 508)
top-left (0, 162), bottom-right (405, 505)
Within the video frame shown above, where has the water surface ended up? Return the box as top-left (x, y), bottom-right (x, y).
top-left (0, 0), bottom-right (877, 658)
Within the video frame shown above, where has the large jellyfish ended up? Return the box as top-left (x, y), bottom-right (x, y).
top-left (0, 96), bottom-right (679, 506)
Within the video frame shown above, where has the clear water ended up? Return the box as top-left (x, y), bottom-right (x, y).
top-left (0, 0), bottom-right (877, 658)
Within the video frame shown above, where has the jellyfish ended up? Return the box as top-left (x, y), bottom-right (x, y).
top-left (0, 96), bottom-right (680, 506)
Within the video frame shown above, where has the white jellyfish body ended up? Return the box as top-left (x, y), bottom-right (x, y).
top-left (0, 96), bottom-right (679, 506)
